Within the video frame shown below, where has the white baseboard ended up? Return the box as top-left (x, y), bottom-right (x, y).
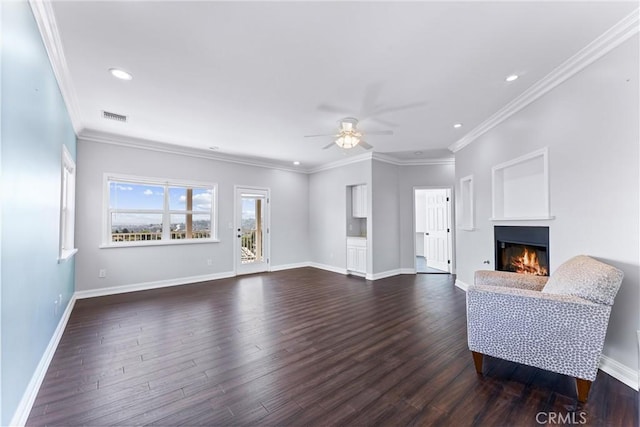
top-left (9, 295), bottom-right (77, 427)
top-left (368, 269), bottom-right (404, 281)
top-left (75, 271), bottom-right (236, 299)
top-left (455, 279), bottom-right (470, 291)
top-left (308, 266), bottom-right (414, 281)
top-left (308, 262), bottom-right (348, 276)
top-left (270, 262), bottom-right (311, 272)
top-left (599, 355), bottom-right (638, 391)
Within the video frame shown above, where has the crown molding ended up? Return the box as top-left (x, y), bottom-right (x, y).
top-left (372, 152), bottom-right (455, 166)
top-left (29, 0), bottom-right (83, 135)
top-left (306, 151), bottom-right (455, 174)
top-left (78, 129), bottom-right (306, 174)
top-left (449, 8), bottom-right (640, 153)
top-left (307, 152), bottom-right (373, 174)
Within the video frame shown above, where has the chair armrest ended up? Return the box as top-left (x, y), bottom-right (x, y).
top-left (474, 270), bottom-right (548, 291)
top-left (466, 284), bottom-right (611, 381)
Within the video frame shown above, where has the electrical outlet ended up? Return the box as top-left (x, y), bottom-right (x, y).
top-left (99, 269), bottom-right (107, 278)
top-left (207, 259), bottom-right (212, 266)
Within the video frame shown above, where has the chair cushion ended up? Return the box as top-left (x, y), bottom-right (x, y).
top-left (542, 255), bottom-right (623, 305)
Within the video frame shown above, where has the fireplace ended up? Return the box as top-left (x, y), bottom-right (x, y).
top-left (495, 226), bottom-right (549, 276)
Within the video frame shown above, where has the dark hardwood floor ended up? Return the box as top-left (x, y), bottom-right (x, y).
top-left (27, 268), bottom-right (637, 426)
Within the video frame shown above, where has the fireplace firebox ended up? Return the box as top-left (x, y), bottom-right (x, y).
top-left (495, 226), bottom-right (549, 276)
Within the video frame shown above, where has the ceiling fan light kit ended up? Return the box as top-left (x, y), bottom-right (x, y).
top-left (305, 117), bottom-right (391, 151)
top-left (335, 133), bottom-right (360, 149)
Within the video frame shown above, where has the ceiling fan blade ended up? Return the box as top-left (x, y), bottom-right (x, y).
top-left (304, 133), bottom-right (338, 138)
top-left (368, 101), bottom-right (427, 116)
top-left (359, 141), bottom-right (373, 150)
top-left (365, 130), bottom-right (394, 136)
top-left (361, 82), bottom-right (384, 114)
top-left (317, 103), bottom-right (353, 115)
top-left (322, 142), bottom-right (336, 150)
top-left (368, 116), bottom-right (399, 128)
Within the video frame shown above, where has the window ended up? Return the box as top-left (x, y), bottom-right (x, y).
top-left (59, 145), bottom-right (77, 261)
top-left (103, 174), bottom-right (218, 247)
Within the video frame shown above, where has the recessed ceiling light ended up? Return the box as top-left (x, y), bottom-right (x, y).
top-left (293, 161), bottom-right (300, 165)
top-left (505, 74), bottom-right (519, 82)
top-left (109, 68), bottom-right (133, 81)
top-left (414, 151), bottom-right (423, 155)
top-left (453, 123), bottom-right (463, 129)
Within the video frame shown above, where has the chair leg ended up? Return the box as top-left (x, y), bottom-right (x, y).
top-left (576, 378), bottom-right (592, 403)
top-left (471, 351), bottom-right (483, 374)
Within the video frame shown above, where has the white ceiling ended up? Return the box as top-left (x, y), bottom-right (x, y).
top-left (48, 1), bottom-right (637, 170)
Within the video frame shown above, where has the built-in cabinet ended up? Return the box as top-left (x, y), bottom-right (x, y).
top-left (346, 237), bottom-right (367, 274)
top-left (351, 184), bottom-right (367, 218)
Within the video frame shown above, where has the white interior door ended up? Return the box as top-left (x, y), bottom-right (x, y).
top-left (424, 189), bottom-right (451, 272)
top-left (235, 187), bottom-right (269, 275)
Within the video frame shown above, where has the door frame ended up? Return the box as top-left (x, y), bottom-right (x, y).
top-left (412, 186), bottom-right (454, 274)
top-left (234, 185), bottom-right (271, 275)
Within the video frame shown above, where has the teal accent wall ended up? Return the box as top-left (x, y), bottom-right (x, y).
top-left (1, 1), bottom-right (76, 424)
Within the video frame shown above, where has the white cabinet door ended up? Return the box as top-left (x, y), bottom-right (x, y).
top-left (356, 247), bottom-right (367, 273)
top-left (359, 185), bottom-right (367, 218)
top-left (347, 237), bottom-right (366, 274)
top-left (352, 185), bottom-right (367, 218)
top-left (352, 185), bottom-right (361, 217)
top-left (347, 246), bottom-right (358, 270)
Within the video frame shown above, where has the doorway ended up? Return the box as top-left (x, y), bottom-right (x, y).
top-left (235, 186), bottom-right (270, 275)
top-left (414, 188), bottom-right (452, 274)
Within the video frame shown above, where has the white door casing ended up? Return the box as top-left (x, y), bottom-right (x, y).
top-left (235, 186), bottom-right (270, 275)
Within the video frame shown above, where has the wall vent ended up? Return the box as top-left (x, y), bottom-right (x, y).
top-left (102, 111), bottom-right (127, 122)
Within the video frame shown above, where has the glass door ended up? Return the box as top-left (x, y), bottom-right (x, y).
top-left (236, 187), bottom-right (269, 275)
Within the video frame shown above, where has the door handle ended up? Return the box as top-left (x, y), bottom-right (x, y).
top-left (425, 232), bottom-right (429, 235)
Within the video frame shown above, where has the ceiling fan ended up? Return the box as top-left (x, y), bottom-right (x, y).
top-left (304, 117), bottom-right (393, 150)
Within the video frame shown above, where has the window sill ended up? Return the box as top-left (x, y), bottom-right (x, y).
top-left (100, 238), bottom-right (220, 249)
top-left (58, 248), bottom-right (78, 263)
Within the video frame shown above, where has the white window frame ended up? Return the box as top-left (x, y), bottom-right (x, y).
top-left (59, 145), bottom-right (78, 262)
top-left (101, 173), bottom-right (219, 248)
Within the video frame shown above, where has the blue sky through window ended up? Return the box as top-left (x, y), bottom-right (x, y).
top-left (109, 182), bottom-right (212, 211)
top-left (109, 183), bottom-right (164, 210)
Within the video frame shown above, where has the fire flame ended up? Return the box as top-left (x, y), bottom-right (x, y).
top-left (511, 247), bottom-right (548, 276)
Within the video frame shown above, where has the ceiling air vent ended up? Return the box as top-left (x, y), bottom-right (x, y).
top-left (102, 111), bottom-right (127, 122)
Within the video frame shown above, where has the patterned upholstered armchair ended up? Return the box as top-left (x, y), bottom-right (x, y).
top-left (467, 255), bottom-right (623, 402)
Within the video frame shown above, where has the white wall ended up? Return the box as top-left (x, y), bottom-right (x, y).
top-left (308, 159), bottom-right (455, 276)
top-left (398, 164), bottom-right (456, 270)
top-left (454, 35), bottom-right (639, 371)
top-left (371, 160), bottom-right (401, 274)
top-left (308, 160), bottom-right (371, 271)
top-left (75, 140), bottom-right (309, 291)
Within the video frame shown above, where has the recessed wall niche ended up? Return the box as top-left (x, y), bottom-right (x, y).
top-left (491, 147), bottom-right (553, 221)
top-left (459, 174), bottom-right (474, 230)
